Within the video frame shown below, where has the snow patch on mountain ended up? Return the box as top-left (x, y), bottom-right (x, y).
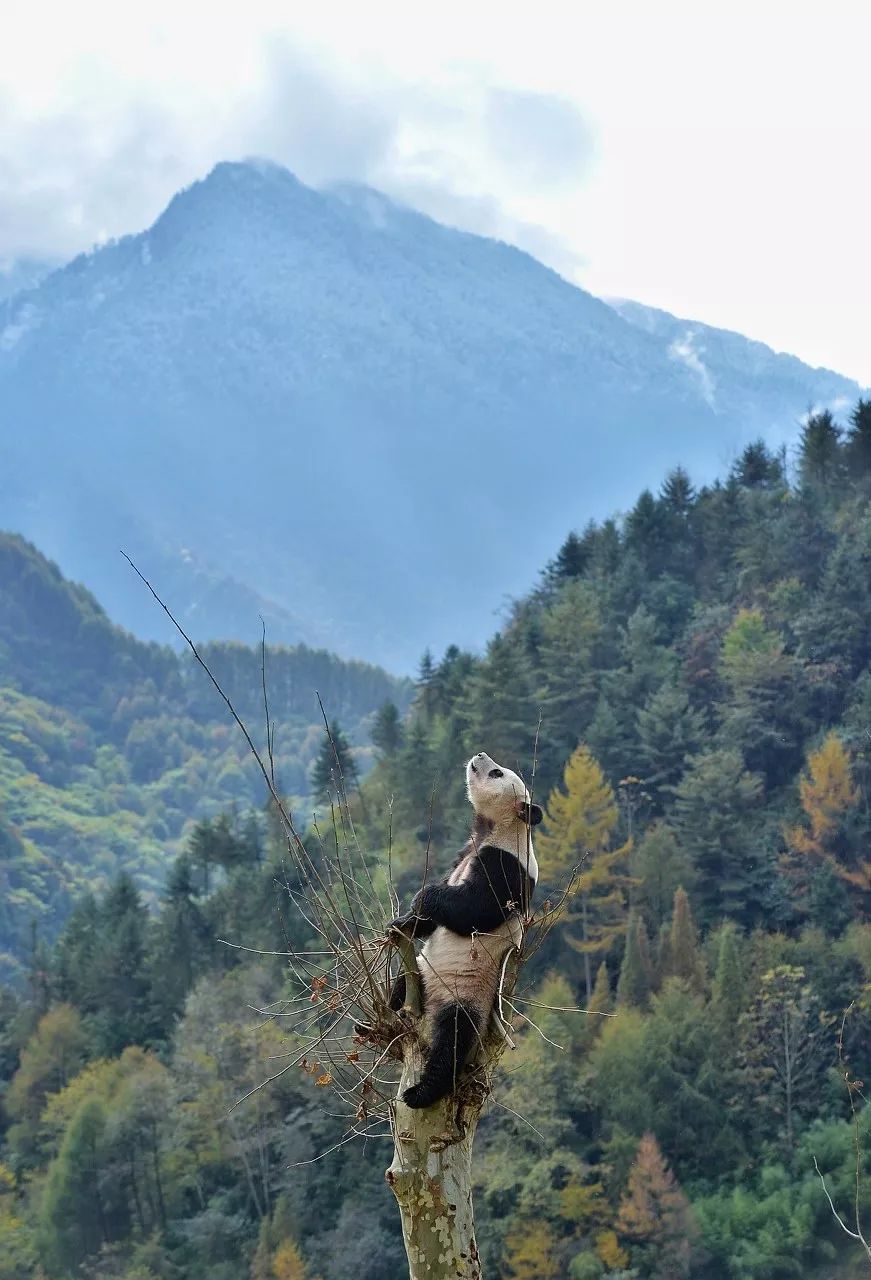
top-left (668, 329), bottom-right (716, 408)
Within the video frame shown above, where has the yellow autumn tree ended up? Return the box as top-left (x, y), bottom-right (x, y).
top-left (538, 745), bottom-right (633, 1000)
top-left (272, 1239), bottom-right (307, 1280)
top-left (616, 1133), bottom-right (698, 1280)
top-left (784, 732), bottom-right (863, 906)
top-left (504, 1219), bottom-right (561, 1280)
top-left (595, 1229), bottom-right (629, 1271)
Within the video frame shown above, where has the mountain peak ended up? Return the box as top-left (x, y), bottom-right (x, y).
top-left (0, 161), bottom-right (861, 669)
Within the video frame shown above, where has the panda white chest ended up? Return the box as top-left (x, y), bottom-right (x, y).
top-left (447, 852), bottom-right (476, 886)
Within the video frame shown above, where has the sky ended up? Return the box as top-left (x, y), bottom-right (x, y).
top-left (2, 1), bottom-right (870, 384)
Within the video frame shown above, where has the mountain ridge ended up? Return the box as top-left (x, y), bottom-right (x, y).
top-left (1, 159), bottom-right (861, 668)
top-left (0, 529), bottom-right (412, 969)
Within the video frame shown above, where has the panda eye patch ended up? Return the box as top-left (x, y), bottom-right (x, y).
top-left (488, 768), bottom-right (504, 779)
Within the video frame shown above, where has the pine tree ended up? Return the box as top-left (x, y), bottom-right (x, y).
top-left (394, 716), bottom-right (438, 831)
top-left (416, 650), bottom-right (437, 719)
top-left (371, 701), bottom-right (403, 757)
top-left (660, 466), bottom-right (695, 517)
top-left (538, 746), bottom-right (634, 1000)
top-left (808, 858), bottom-right (852, 935)
top-left (636, 680), bottom-right (705, 795)
top-left (783, 731), bottom-right (863, 911)
top-left (149, 855), bottom-right (214, 1030)
top-left (630, 822), bottom-right (694, 933)
top-left (671, 749), bottom-right (764, 927)
top-left (797, 505), bottom-right (871, 677)
top-left (616, 1133), bottom-right (697, 1280)
top-left (547, 530), bottom-right (589, 583)
top-left (86, 875), bottom-right (154, 1056)
top-left (537, 579), bottom-right (604, 763)
top-left (844, 397), bottom-right (871, 481)
top-left (584, 695), bottom-right (625, 784)
top-left (582, 961), bottom-right (613, 1046)
top-left (663, 887), bottom-right (704, 991)
top-left (710, 923), bottom-right (744, 1029)
top-left (616, 913), bottom-right (652, 1009)
top-left (625, 490), bottom-right (671, 575)
top-left (187, 813), bottom-right (259, 895)
top-left (798, 409), bottom-right (844, 491)
top-left (310, 722), bottom-right (358, 802)
top-left (589, 961), bottom-right (612, 1016)
top-left (466, 632), bottom-right (539, 768)
top-left (732, 440), bottom-right (785, 490)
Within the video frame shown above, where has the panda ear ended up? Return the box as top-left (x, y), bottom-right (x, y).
top-left (514, 799), bottom-right (543, 826)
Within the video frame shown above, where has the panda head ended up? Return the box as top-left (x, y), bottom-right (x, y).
top-left (465, 752), bottom-right (543, 829)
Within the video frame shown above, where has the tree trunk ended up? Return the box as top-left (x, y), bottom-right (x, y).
top-left (385, 934), bottom-right (515, 1280)
top-left (386, 1040), bottom-right (483, 1280)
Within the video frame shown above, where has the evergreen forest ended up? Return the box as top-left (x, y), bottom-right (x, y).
top-left (3, 403), bottom-right (871, 1278)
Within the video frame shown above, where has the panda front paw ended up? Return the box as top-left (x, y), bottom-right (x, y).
top-left (388, 913), bottom-right (422, 938)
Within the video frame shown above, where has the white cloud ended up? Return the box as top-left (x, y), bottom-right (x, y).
top-left (1, 1), bottom-right (870, 382)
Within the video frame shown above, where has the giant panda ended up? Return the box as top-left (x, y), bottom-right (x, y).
top-left (389, 751), bottom-right (541, 1109)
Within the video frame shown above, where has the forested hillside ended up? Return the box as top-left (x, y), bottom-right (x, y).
top-left (3, 404), bottom-right (871, 1279)
top-left (0, 533), bottom-right (411, 973)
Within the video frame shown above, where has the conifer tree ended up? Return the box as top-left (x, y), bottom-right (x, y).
top-left (663, 887), bottom-right (704, 991)
top-left (710, 923), bottom-right (744, 1030)
top-left (625, 489), bottom-right (671, 575)
top-left (630, 822), bottom-right (694, 933)
top-left (808, 858), bottom-right (852, 935)
top-left (636, 680), bottom-right (705, 794)
top-left (416, 650), bottom-right (437, 719)
top-left (671, 749), bottom-right (764, 927)
top-left (784, 731), bottom-right (863, 910)
top-left (798, 409), bottom-right (844, 491)
top-left (187, 813), bottom-right (259, 896)
top-left (537, 579), bottom-right (603, 763)
top-left (310, 722), bottom-right (358, 802)
top-left (798, 506), bottom-right (871, 676)
top-left (616, 913), bottom-right (652, 1009)
top-left (616, 1133), bottom-right (697, 1279)
top-left (395, 717), bottom-right (437, 828)
top-left (466, 632), bottom-right (539, 767)
top-left (660, 466), bottom-right (695, 517)
top-left (149, 856), bottom-right (214, 1028)
top-left (844, 397), bottom-right (871, 481)
top-left (582, 962), bottom-right (613, 1047)
top-left (584, 695), bottom-right (625, 784)
top-left (589, 961), bottom-right (612, 1016)
top-left (547, 530), bottom-right (589, 583)
top-left (371, 701), bottom-right (403, 757)
top-left (658, 468), bottom-right (697, 579)
top-left (732, 440), bottom-right (784, 490)
top-left (85, 875), bottom-right (154, 1056)
top-left (538, 746), bottom-right (634, 1000)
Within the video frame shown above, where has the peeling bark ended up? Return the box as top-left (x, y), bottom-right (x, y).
top-left (387, 1045), bottom-right (482, 1280)
top-left (385, 935), bottom-right (515, 1280)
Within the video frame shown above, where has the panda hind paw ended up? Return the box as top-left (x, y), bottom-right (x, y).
top-left (402, 1083), bottom-right (435, 1109)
